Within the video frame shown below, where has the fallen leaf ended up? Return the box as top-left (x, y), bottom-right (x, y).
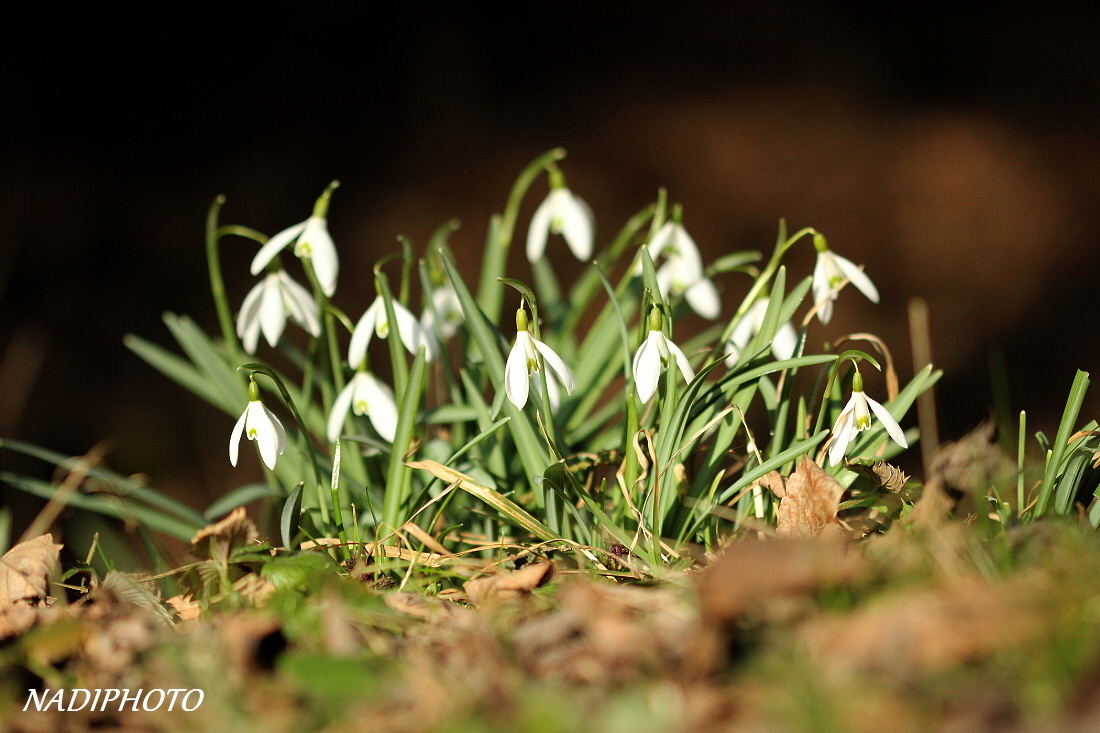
top-left (191, 506), bottom-right (259, 563)
top-left (166, 594), bottom-right (202, 622)
top-left (0, 534), bottom-right (62, 608)
top-left (776, 456), bottom-right (846, 539)
top-left (757, 470), bottom-right (786, 498)
top-left (464, 562), bottom-right (555, 606)
top-left (931, 419), bottom-right (1014, 493)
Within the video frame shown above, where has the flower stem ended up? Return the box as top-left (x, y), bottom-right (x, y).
top-left (204, 196), bottom-right (243, 364)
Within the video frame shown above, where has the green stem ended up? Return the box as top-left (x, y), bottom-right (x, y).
top-left (204, 196), bottom-right (242, 363)
top-left (477, 148), bottom-right (566, 325)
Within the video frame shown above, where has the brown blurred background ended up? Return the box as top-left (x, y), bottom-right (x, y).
top-left (3, 3), bottom-right (1100, 530)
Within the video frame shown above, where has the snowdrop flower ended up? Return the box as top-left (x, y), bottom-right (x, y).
top-left (505, 306), bottom-right (574, 409)
top-left (349, 296), bottom-right (426, 369)
top-left (827, 371), bottom-right (907, 466)
top-left (811, 233), bottom-right (879, 324)
top-left (632, 307), bottom-right (695, 404)
top-left (327, 368), bottom-right (398, 443)
top-left (526, 170), bottom-right (594, 262)
top-left (236, 269), bottom-right (321, 354)
top-left (421, 284), bottom-right (464, 340)
top-left (642, 215), bottom-right (720, 319)
top-left (251, 183), bottom-right (340, 297)
top-left (723, 298), bottom-right (798, 366)
top-left (230, 379), bottom-right (287, 470)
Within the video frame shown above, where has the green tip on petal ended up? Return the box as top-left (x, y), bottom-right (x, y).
top-left (312, 180), bottom-right (340, 218)
top-left (248, 378), bottom-right (260, 401)
top-left (813, 232), bottom-right (829, 253)
top-left (852, 370), bottom-right (864, 392)
top-left (647, 306), bottom-right (663, 332)
top-left (516, 307), bottom-right (529, 332)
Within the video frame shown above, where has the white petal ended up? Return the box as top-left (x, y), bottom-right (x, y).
top-left (812, 256), bottom-right (835, 324)
top-left (265, 402), bottom-right (288, 456)
top-left (867, 395), bottom-right (908, 448)
top-left (724, 341), bottom-right (740, 369)
top-left (327, 379), bottom-right (358, 443)
top-left (665, 338), bottom-right (696, 384)
top-left (684, 278), bottom-right (721, 319)
top-left (834, 254), bottom-right (880, 303)
top-left (647, 222), bottom-right (675, 259)
top-left (828, 412), bottom-right (856, 466)
top-left (673, 224), bottom-right (702, 262)
top-left (772, 321), bottom-right (799, 361)
top-left (259, 274), bottom-right (287, 348)
top-left (278, 271), bottom-right (322, 337)
top-left (229, 409), bottom-right (247, 466)
top-left (633, 333), bottom-right (663, 404)
top-left (505, 337), bottom-right (531, 408)
top-left (359, 374), bottom-right (399, 443)
top-left (237, 281), bottom-right (266, 355)
top-left (248, 402), bottom-right (282, 470)
top-left (251, 220), bottom-right (306, 276)
top-left (299, 218), bottom-right (339, 297)
top-left (533, 338), bottom-right (574, 394)
top-left (560, 193), bottom-right (594, 260)
top-left (729, 303), bottom-right (762, 352)
top-left (348, 299), bottom-right (382, 369)
top-left (526, 196), bottom-right (554, 262)
top-left (390, 301), bottom-right (424, 356)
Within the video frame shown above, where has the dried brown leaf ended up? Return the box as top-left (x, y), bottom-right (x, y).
top-left (166, 594), bottom-right (201, 622)
top-left (757, 470), bottom-right (786, 498)
top-left (190, 506), bottom-right (259, 563)
top-left (930, 419), bottom-right (1015, 493)
top-left (464, 561), bottom-right (555, 606)
top-left (697, 537), bottom-right (862, 624)
top-left (0, 534), bottom-right (62, 608)
top-left (776, 456), bottom-right (846, 539)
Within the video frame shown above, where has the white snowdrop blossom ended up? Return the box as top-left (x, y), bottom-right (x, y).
top-left (421, 284), bottom-right (464, 340)
top-left (811, 234), bottom-right (879, 324)
top-left (505, 307), bottom-right (574, 409)
top-left (723, 298), bottom-right (798, 367)
top-left (632, 307), bottom-right (695, 404)
top-left (643, 220), bottom-right (720, 319)
top-left (349, 296), bottom-right (427, 369)
top-left (827, 371), bottom-right (907, 466)
top-left (526, 177), bottom-right (594, 262)
top-left (250, 184), bottom-right (340, 297)
top-left (327, 369), bottom-right (399, 443)
top-left (236, 270), bottom-right (321, 354)
top-left (230, 381), bottom-right (287, 470)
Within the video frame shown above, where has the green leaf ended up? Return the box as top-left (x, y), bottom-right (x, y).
top-left (261, 552), bottom-right (332, 592)
top-left (281, 483), bottom-right (305, 550)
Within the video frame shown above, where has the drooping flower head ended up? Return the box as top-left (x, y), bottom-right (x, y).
top-left (349, 295), bottom-right (427, 369)
top-left (827, 370), bottom-right (907, 466)
top-left (526, 168), bottom-right (594, 262)
top-left (251, 182), bottom-right (341, 297)
top-left (504, 305), bottom-right (574, 409)
top-left (641, 207), bottom-right (720, 319)
top-left (327, 366), bottom-right (399, 444)
top-left (811, 233), bottom-right (879, 324)
top-left (632, 306), bottom-right (695, 404)
top-left (236, 269), bottom-right (321, 354)
top-left (724, 297), bottom-right (798, 367)
top-left (230, 378), bottom-right (288, 470)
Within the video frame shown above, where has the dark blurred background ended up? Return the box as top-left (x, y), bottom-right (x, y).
top-left (3, 3), bottom-right (1100, 534)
